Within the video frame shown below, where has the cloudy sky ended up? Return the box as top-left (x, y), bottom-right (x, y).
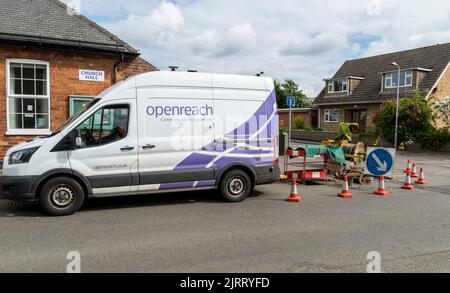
top-left (63, 0), bottom-right (450, 97)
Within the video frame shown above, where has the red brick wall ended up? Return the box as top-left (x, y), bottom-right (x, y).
top-left (278, 111), bottom-right (312, 130)
top-left (0, 44), bottom-right (156, 158)
top-left (120, 56), bottom-right (158, 80)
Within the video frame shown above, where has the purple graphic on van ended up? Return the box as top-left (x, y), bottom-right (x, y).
top-left (159, 90), bottom-right (278, 190)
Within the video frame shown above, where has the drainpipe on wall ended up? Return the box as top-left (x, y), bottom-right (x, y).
top-left (113, 53), bottom-right (124, 84)
top-left (318, 108), bottom-right (321, 129)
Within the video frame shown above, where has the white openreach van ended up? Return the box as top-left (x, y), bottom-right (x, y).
top-left (0, 72), bottom-right (280, 216)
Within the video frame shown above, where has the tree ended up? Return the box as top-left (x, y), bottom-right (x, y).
top-left (375, 91), bottom-right (434, 144)
top-left (274, 80), bottom-right (287, 108)
top-left (274, 79), bottom-right (310, 109)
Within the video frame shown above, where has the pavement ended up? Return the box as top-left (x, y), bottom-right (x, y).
top-left (0, 151), bottom-right (449, 272)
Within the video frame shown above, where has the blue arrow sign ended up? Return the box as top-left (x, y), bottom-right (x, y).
top-left (286, 96), bottom-right (296, 107)
top-left (366, 148), bottom-right (394, 176)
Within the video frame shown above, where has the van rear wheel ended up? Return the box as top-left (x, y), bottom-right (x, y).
top-left (39, 177), bottom-right (85, 216)
top-left (219, 170), bottom-right (252, 202)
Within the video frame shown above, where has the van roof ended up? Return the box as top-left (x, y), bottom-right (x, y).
top-left (133, 71), bottom-right (273, 91)
top-left (97, 71), bottom-right (274, 102)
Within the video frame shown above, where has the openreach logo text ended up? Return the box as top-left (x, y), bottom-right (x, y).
top-left (147, 105), bottom-right (213, 118)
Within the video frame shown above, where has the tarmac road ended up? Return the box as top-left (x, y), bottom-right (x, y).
top-left (0, 151), bottom-right (449, 273)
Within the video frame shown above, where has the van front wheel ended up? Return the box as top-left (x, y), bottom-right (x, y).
top-left (219, 170), bottom-right (252, 202)
top-left (39, 177), bottom-right (85, 216)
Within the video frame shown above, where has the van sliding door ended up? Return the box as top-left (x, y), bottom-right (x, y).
top-left (136, 76), bottom-right (215, 192)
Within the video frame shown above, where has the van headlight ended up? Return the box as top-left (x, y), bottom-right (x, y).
top-left (8, 147), bottom-right (40, 165)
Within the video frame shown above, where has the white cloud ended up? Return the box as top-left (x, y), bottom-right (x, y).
top-left (280, 33), bottom-right (348, 56)
top-left (191, 23), bottom-right (257, 58)
top-left (75, 0), bottom-right (450, 97)
top-left (103, 1), bottom-right (184, 46)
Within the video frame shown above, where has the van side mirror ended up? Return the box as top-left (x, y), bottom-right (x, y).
top-left (50, 128), bottom-right (82, 152)
top-left (71, 129), bottom-right (82, 149)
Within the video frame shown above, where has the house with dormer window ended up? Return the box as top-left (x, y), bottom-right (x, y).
top-left (313, 43), bottom-right (450, 132)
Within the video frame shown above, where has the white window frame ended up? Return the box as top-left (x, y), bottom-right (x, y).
top-left (327, 81), bottom-right (333, 92)
top-left (342, 79), bottom-right (348, 92)
top-left (324, 109), bottom-right (340, 123)
top-left (6, 59), bottom-right (51, 135)
top-left (384, 70), bottom-right (413, 89)
top-left (328, 79), bottom-right (348, 93)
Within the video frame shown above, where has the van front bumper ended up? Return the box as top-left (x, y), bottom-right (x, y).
top-left (0, 176), bottom-right (38, 202)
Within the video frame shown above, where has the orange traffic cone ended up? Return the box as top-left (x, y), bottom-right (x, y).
top-left (374, 176), bottom-right (389, 196)
top-left (287, 179), bottom-right (301, 202)
top-left (401, 172), bottom-right (414, 190)
top-left (410, 163), bottom-right (418, 178)
top-left (415, 168), bottom-right (427, 185)
top-left (404, 160), bottom-right (412, 174)
top-left (338, 176), bottom-right (353, 198)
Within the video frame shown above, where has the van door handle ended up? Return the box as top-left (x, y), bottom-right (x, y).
top-left (121, 146), bottom-right (134, 151)
top-left (142, 144), bottom-right (156, 150)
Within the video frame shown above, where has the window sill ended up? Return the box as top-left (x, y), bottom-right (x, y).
top-left (328, 91), bottom-right (348, 94)
top-left (6, 130), bottom-right (52, 136)
top-left (384, 85), bottom-right (413, 90)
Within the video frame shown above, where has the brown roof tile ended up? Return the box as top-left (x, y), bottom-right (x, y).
top-left (314, 42), bottom-right (450, 105)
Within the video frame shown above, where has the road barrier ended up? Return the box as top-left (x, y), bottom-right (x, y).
top-left (283, 147), bottom-right (331, 184)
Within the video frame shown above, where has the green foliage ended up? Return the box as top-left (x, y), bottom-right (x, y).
top-left (302, 125), bottom-right (315, 131)
top-left (292, 116), bottom-right (305, 130)
top-left (375, 92), bottom-right (436, 146)
top-left (274, 79), bottom-right (311, 109)
top-left (421, 128), bottom-right (450, 149)
top-left (274, 80), bottom-right (287, 109)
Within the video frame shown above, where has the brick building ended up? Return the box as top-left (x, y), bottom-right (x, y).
top-left (277, 108), bottom-right (318, 130)
top-left (313, 43), bottom-right (450, 133)
top-left (0, 0), bottom-right (157, 158)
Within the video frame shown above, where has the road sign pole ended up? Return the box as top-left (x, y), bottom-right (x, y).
top-left (288, 104), bottom-right (292, 147)
top-left (286, 96), bottom-right (295, 147)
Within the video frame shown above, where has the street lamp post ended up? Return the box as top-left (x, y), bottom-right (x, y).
top-left (391, 62), bottom-right (401, 149)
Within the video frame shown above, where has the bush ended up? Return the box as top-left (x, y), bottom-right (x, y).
top-left (421, 128), bottom-right (450, 149)
top-left (376, 96), bottom-right (434, 144)
top-left (293, 116), bottom-right (305, 130)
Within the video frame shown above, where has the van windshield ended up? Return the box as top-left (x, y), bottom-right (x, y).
top-left (50, 98), bottom-right (101, 137)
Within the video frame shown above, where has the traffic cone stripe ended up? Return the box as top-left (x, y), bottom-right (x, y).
top-left (338, 176), bottom-right (352, 198)
top-left (374, 175), bottom-right (389, 196)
